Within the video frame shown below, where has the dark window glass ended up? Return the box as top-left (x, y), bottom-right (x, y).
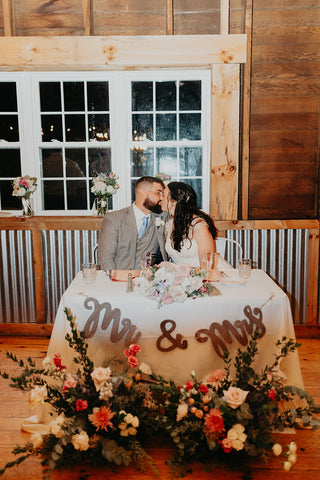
top-left (0, 83), bottom-right (17, 112)
top-left (41, 149), bottom-right (63, 177)
top-left (156, 114), bottom-right (176, 141)
top-left (179, 113), bottom-right (201, 140)
top-left (65, 149), bottom-right (85, 177)
top-left (156, 81), bottom-right (176, 111)
top-left (88, 148), bottom-right (111, 176)
top-left (43, 180), bottom-right (64, 210)
top-left (183, 178), bottom-right (202, 207)
top-left (39, 82), bottom-right (61, 112)
top-left (132, 114), bottom-right (153, 141)
top-left (41, 115), bottom-right (63, 142)
top-left (65, 114), bottom-right (85, 142)
top-left (0, 115), bottom-right (19, 142)
top-left (88, 114), bottom-right (110, 141)
top-left (179, 81), bottom-right (201, 111)
top-left (132, 82), bottom-right (153, 111)
top-left (87, 82), bottom-right (109, 111)
top-left (0, 149), bottom-right (21, 177)
top-left (63, 82), bottom-right (84, 111)
top-left (179, 147), bottom-right (202, 177)
top-left (0, 180), bottom-right (21, 209)
top-left (67, 180), bottom-right (87, 209)
top-left (156, 147), bottom-right (177, 177)
top-left (131, 147), bottom-right (154, 178)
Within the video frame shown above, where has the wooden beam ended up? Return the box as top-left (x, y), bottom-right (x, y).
top-left (220, 0), bottom-right (229, 35)
top-left (307, 229), bottom-right (320, 326)
top-left (241, 0), bottom-right (253, 219)
top-left (0, 323), bottom-right (52, 336)
top-left (210, 64), bottom-right (240, 220)
top-left (0, 35), bottom-right (247, 70)
top-left (166, 0), bottom-right (173, 35)
top-left (2, 0), bottom-right (14, 36)
top-left (82, 0), bottom-right (93, 36)
top-left (32, 230), bottom-right (46, 324)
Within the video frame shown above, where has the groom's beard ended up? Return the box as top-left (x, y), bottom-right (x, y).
top-left (143, 198), bottom-right (162, 214)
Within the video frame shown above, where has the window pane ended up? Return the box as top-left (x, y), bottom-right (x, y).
top-left (179, 147), bottom-right (202, 176)
top-left (132, 114), bottom-right (153, 141)
top-left (183, 178), bottom-right (202, 207)
top-left (41, 149), bottom-right (63, 177)
top-left (0, 180), bottom-right (21, 209)
top-left (156, 147), bottom-right (177, 177)
top-left (67, 180), bottom-right (87, 209)
top-left (41, 114), bottom-right (63, 142)
top-left (0, 149), bottom-right (21, 177)
top-left (131, 147), bottom-right (154, 177)
top-left (0, 115), bottom-right (19, 142)
top-left (87, 82), bottom-right (109, 111)
top-left (63, 82), bottom-right (84, 111)
top-left (156, 114), bottom-right (176, 141)
top-left (43, 180), bottom-right (64, 209)
top-left (65, 149), bottom-right (86, 177)
top-left (156, 81), bottom-right (176, 111)
top-left (40, 82), bottom-right (61, 112)
top-left (88, 114), bottom-right (110, 141)
top-left (88, 148), bottom-right (111, 175)
top-left (65, 114), bottom-right (85, 142)
top-left (179, 81), bottom-right (201, 111)
top-left (179, 113), bottom-right (201, 140)
top-left (0, 83), bottom-right (17, 112)
top-left (132, 82), bottom-right (153, 111)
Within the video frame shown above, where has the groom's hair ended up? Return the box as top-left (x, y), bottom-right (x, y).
top-left (135, 176), bottom-right (164, 192)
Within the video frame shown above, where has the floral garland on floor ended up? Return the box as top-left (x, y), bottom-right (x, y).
top-left (0, 308), bottom-right (320, 479)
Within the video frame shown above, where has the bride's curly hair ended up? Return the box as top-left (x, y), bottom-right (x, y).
top-left (168, 182), bottom-right (217, 252)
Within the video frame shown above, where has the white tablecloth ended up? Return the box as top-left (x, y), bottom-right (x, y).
top-left (47, 270), bottom-right (303, 387)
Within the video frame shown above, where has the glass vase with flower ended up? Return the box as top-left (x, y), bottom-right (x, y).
top-left (12, 175), bottom-right (37, 217)
top-left (91, 172), bottom-right (120, 216)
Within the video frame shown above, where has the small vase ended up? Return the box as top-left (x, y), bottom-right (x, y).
top-left (92, 197), bottom-right (108, 217)
top-left (21, 197), bottom-right (34, 217)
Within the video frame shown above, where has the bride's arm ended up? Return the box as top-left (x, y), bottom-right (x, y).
top-left (193, 220), bottom-right (216, 260)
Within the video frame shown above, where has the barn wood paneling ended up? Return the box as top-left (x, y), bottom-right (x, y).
top-left (248, 1), bottom-right (320, 219)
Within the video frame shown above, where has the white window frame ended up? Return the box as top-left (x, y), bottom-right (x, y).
top-left (0, 69), bottom-right (211, 215)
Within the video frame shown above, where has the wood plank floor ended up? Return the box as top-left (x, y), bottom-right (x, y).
top-left (0, 336), bottom-right (319, 480)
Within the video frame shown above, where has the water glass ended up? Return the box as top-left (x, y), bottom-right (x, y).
top-left (82, 263), bottom-right (97, 284)
top-left (238, 259), bottom-right (252, 281)
top-left (201, 250), bottom-right (214, 279)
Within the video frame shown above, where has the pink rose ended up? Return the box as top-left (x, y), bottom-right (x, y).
top-left (162, 293), bottom-right (173, 304)
top-left (63, 376), bottom-right (77, 391)
top-left (223, 386), bottom-right (249, 409)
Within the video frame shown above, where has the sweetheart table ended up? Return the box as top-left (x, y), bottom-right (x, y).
top-left (47, 269), bottom-right (303, 388)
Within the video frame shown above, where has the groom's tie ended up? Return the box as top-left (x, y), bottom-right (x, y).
top-left (138, 216), bottom-right (149, 238)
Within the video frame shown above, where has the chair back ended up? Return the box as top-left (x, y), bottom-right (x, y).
top-left (93, 243), bottom-right (98, 264)
top-left (215, 237), bottom-right (243, 269)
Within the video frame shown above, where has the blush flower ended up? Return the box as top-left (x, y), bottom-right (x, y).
top-left (89, 406), bottom-right (115, 432)
top-left (63, 376), bottom-right (77, 391)
top-left (91, 367), bottom-right (112, 391)
top-left (223, 386), bottom-right (249, 409)
top-left (206, 369), bottom-right (225, 390)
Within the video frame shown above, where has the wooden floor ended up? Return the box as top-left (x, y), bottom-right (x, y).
top-left (0, 336), bottom-right (319, 480)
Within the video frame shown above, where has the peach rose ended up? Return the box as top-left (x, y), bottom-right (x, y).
top-left (28, 385), bottom-right (47, 410)
top-left (91, 367), bottom-right (112, 391)
top-left (71, 431), bottom-right (90, 451)
top-left (223, 386), bottom-right (249, 409)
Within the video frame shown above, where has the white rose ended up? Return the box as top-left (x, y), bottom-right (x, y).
top-left (17, 187), bottom-right (26, 197)
top-left (71, 431), bottom-right (90, 451)
top-left (283, 461), bottom-right (292, 472)
top-left (131, 416), bottom-right (139, 428)
top-left (238, 432), bottom-right (247, 443)
top-left (176, 402), bottom-right (189, 422)
top-left (288, 453), bottom-right (297, 464)
top-left (272, 443), bottom-right (283, 456)
top-left (227, 428), bottom-right (238, 441)
top-left (154, 268), bottom-right (174, 285)
top-left (127, 426), bottom-right (137, 435)
top-left (42, 356), bottom-right (53, 369)
top-left (124, 413), bottom-right (134, 424)
top-left (288, 441), bottom-right (297, 454)
top-left (223, 387), bottom-right (249, 409)
top-left (91, 367), bottom-right (112, 391)
top-left (29, 385), bottom-right (47, 410)
top-left (29, 185), bottom-right (36, 192)
top-left (31, 432), bottom-right (43, 449)
top-left (106, 185), bottom-right (116, 194)
top-left (99, 382), bottom-right (113, 400)
top-left (139, 362), bottom-right (152, 375)
top-left (49, 419), bottom-right (65, 438)
top-left (183, 275), bottom-right (202, 293)
top-left (232, 439), bottom-right (244, 451)
top-left (170, 285), bottom-right (187, 303)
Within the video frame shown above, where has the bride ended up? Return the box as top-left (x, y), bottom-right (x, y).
top-left (161, 181), bottom-right (217, 268)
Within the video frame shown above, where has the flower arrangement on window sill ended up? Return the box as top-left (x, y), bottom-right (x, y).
top-left (155, 172), bottom-right (172, 185)
top-left (0, 309), bottom-right (319, 479)
top-left (136, 261), bottom-right (216, 308)
top-left (12, 175), bottom-right (37, 217)
top-left (91, 172), bottom-right (119, 216)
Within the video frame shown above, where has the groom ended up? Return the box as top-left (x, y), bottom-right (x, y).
top-left (97, 176), bottom-right (168, 271)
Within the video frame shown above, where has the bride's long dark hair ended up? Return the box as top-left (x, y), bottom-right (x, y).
top-left (168, 182), bottom-right (217, 252)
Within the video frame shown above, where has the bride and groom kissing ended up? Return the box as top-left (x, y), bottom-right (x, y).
top-left (97, 176), bottom-right (218, 272)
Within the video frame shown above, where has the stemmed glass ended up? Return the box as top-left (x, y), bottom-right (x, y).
top-left (238, 258), bottom-right (252, 281)
top-left (201, 250), bottom-right (214, 280)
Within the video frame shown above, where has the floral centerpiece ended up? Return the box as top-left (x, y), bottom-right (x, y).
top-left (12, 175), bottom-right (37, 216)
top-left (91, 172), bottom-right (119, 216)
top-left (0, 309), bottom-right (319, 479)
top-left (136, 261), bottom-right (215, 308)
top-left (155, 172), bottom-right (171, 185)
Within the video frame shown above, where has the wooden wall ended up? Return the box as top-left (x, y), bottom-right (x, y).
top-left (0, 0), bottom-right (319, 220)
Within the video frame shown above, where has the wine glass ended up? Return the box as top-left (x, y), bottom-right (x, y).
top-left (238, 258), bottom-right (252, 281)
top-left (201, 250), bottom-right (214, 280)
